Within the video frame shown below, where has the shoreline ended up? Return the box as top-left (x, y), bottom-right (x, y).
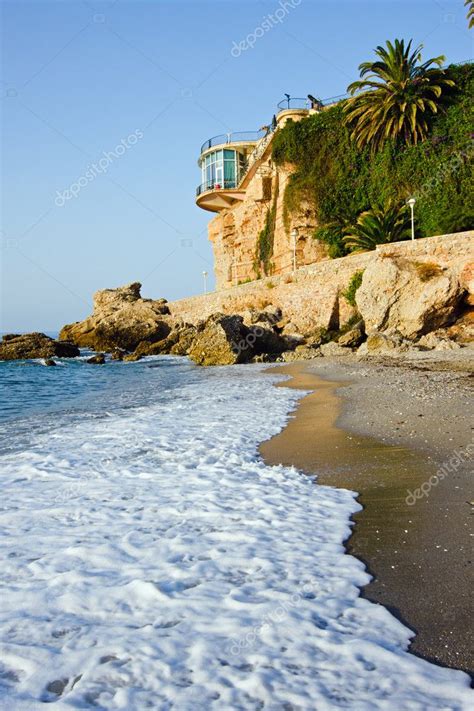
top-left (260, 358), bottom-right (473, 678)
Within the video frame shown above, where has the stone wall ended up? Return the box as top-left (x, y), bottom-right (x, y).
top-left (171, 232), bottom-right (474, 334)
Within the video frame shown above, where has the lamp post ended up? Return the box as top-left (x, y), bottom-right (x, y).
top-left (202, 270), bottom-right (208, 293)
top-left (407, 197), bottom-right (416, 241)
top-left (291, 228), bottom-right (298, 272)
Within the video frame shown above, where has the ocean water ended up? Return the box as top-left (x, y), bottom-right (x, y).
top-left (0, 354), bottom-right (472, 710)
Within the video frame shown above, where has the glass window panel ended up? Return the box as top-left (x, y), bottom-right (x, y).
top-left (224, 149), bottom-right (235, 159)
top-left (224, 158), bottom-right (235, 185)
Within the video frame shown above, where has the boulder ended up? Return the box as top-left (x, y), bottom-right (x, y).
top-left (338, 325), bottom-right (364, 348)
top-left (249, 325), bottom-right (287, 357)
top-left (303, 327), bottom-right (332, 348)
top-left (364, 331), bottom-right (411, 354)
top-left (242, 306), bottom-right (282, 327)
top-left (0, 333), bottom-right (79, 361)
top-left (281, 347), bottom-right (322, 362)
top-left (59, 283), bottom-right (172, 352)
top-left (86, 353), bottom-right (106, 364)
top-left (43, 358), bottom-right (57, 366)
top-left (110, 348), bottom-right (128, 361)
top-left (170, 325), bottom-right (197, 356)
top-left (417, 333), bottom-right (461, 351)
top-left (188, 314), bottom-right (253, 366)
top-left (356, 256), bottom-right (464, 339)
top-left (320, 342), bottom-right (353, 357)
top-left (124, 353), bottom-right (143, 362)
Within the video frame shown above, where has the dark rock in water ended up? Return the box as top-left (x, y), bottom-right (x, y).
top-left (0, 333), bottom-right (80, 361)
top-left (123, 353), bottom-right (142, 362)
top-left (133, 323), bottom-right (198, 358)
top-left (170, 325), bottom-right (197, 356)
top-left (86, 353), bottom-right (106, 364)
top-left (110, 348), bottom-right (128, 361)
top-left (44, 358), bottom-right (57, 366)
top-left (59, 282), bottom-right (172, 351)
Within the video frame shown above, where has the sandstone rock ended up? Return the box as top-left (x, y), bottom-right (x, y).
top-left (365, 331), bottom-right (411, 354)
top-left (123, 353), bottom-right (142, 362)
top-left (281, 347), bottom-right (322, 362)
top-left (242, 306), bottom-right (282, 326)
top-left (249, 325), bottom-right (287, 356)
top-left (59, 283), bottom-right (172, 352)
top-left (434, 339), bottom-right (461, 351)
top-left (188, 314), bottom-right (253, 366)
top-left (356, 256), bottom-right (463, 338)
top-left (0, 333), bottom-right (80, 361)
top-left (304, 327), bottom-right (332, 349)
top-left (170, 325), bottom-right (197, 356)
top-left (253, 353), bottom-right (278, 363)
top-left (320, 342), bottom-right (353, 357)
top-left (86, 353), bottom-right (106, 364)
top-left (134, 333), bottom-right (179, 357)
top-left (338, 326), bottom-right (364, 348)
top-left (110, 348), bottom-right (128, 361)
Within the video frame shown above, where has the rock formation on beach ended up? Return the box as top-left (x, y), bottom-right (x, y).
top-left (0, 333), bottom-right (79, 361)
top-left (2, 233), bottom-right (472, 366)
top-left (59, 282), bottom-right (172, 351)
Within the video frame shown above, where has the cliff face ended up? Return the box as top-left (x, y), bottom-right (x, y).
top-left (209, 159), bottom-right (328, 290)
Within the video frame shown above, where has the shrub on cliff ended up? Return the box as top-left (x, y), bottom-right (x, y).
top-left (343, 201), bottom-right (412, 252)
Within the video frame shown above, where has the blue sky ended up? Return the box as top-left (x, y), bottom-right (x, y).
top-left (1, 0), bottom-right (472, 331)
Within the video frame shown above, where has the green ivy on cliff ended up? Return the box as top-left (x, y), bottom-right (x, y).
top-left (272, 63), bottom-right (474, 256)
top-left (255, 204), bottom-right (276, 276)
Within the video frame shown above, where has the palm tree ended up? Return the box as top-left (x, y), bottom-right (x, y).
top-left (343, 39), bottom-right (454, 152)
top-left (465, 1), bottom-right (474, 29)
top-left (343, 202), bottom-right (412, 252)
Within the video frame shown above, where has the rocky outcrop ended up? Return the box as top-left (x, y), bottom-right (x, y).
top-left (338, 325), bottom-right (365, 348)
top-left (362, 332), bottom-right (412, 355)
top-left (86, 353), bottom-right (106, 364)
top-left (0, 333), bottom-right (79, 361)
top-left (188, 314), bottom-right (254, 366)
top-left (356, 256), bottom-right (464, 339)
top-left (59, 283), bottom-right (172, 351)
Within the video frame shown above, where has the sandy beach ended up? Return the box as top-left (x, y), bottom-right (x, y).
top-left (260, 353), bottom-right (473, 678)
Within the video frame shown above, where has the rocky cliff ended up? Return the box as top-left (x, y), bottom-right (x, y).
top-left (48, 232), bottom-right (473, 367)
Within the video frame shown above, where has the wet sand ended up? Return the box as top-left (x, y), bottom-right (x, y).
top-left (260, 360), bottom-right (473, 678)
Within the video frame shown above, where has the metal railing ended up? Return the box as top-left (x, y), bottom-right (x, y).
top-left (200, 130), bottom-right (268, 154)
top-left (277, 97), bottom-right (311, 111)
top-left (196, 178), bottom-right (241, 197)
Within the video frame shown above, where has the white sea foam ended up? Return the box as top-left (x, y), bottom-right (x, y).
top-left (0, 363), bottom-right (472, 709)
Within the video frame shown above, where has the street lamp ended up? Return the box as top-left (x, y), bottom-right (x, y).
top-left (202, 270), bottom-right (208, 293)
top-left (407, 197), bottom-right (416, 241)
top-left (291, 228), bottom-right (298, 272)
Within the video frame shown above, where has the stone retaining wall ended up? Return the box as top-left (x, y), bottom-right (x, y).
top-left (170, 232), bottom-right (473, 334)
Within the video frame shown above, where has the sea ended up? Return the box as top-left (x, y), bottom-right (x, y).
top-left (0, 351), bottom-right (472, 710)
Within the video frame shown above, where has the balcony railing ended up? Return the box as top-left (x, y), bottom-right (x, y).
top-left (276, 97), bottom-right (311, 111)
top-left (196, 178), bottom-right (240, 197)
top-left (276, 93), bottom-right (352, 111)
top-left (200, 130), bottom-right (268, 154)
